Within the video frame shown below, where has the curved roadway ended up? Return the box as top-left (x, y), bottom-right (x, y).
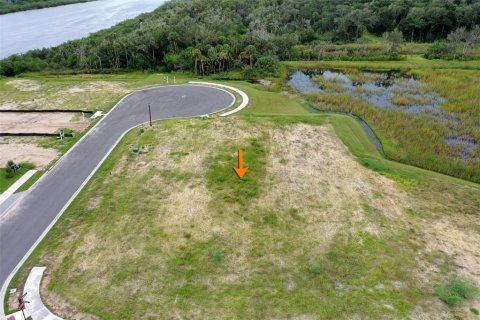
top-left (0, 85), bottom-right (234, 305)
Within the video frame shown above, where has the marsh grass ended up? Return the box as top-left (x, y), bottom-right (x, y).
top-left (390, 94), bottom-right (427, 106)
top-left (304, 70), bottom-right (480, 182)
top-left (283, 60), bottom-right (480, 182)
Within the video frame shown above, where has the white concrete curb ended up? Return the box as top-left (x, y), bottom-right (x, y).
top-left (188, 82), bottom-right (249, 116)
top-left (24, 267), bottom-right (61, 320)
top-left (0, 170), bottom-right (37, 207)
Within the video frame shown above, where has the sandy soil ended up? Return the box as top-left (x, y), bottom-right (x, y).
top-left (0, 143), bottom-right (58, 169)
top-left (7, 80), bottom-right (41, 91)
top-left (64, 81), bottom-right (127, 94)
top-left (0, 112), bottom-right (90, 134)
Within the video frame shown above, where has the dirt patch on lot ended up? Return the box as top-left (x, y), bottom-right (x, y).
top-left (0, 112), bottom-right (90, 133)
top-left (65, 81), bottom-right (128, 94)
top-left (7, 80), bottom-right (41, 91)
top-left (423, 218), bottom-right (480, 281)
top-left (259, 124), bottom-right (408, 251)
top-left (0, 143), bottom-right (58, 169)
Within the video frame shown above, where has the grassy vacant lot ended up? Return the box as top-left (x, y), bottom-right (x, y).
top-left (6, 78), bottom-right (480, 319)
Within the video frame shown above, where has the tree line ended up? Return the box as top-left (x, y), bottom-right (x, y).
top-left (2, 0), bottom-right (480, 76)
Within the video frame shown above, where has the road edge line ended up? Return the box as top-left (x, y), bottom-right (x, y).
top-left (188, 82), bottom-right (249, 116)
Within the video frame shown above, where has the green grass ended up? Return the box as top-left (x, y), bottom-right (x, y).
top-left (206, 137), bottom-right (268, 211)
top-left (0, 168), bottom-right (27, 193)
top-left (436, 275), bottom-right (479, 306)
top-left (0, 163), bottom-right (35, 193)
top-left (282, 56), bottom-right (480, 72)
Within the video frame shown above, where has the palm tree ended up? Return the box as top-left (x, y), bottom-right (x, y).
top-left (243, 45), bottom-right (256, 67)
top-left (218, 44), bottom-right (231, 72)
top-left (207, 45), bottom-right (218, 73)
top-left (168, 32), bottom-right (180, 53)
top-left (191, 48), bottom-right (202, 74)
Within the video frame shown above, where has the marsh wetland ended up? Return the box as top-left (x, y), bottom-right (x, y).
top-left (288, 68), bottom-right (480, 181)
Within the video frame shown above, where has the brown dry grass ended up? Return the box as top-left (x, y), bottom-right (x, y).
top-left (257, 124), bottom-right (409, 256)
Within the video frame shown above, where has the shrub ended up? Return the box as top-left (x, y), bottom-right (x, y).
top-left (5, 160), bottom-right (15, 178)
top-left (425, 42), bottom-right (455, 59)
top-left (254, 55), bottom-right (279, 75)
top-left (435, 275), bottom-right (479, 306)
top-left (471, 308), bottom-right (479, 315)
top-left (5, 166), bottom-right (14, 179)
top-left (242, 66), bottom-right (256, 79)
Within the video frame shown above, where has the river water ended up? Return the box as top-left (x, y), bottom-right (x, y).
top-left (0, 0), bottom-right (167, 59)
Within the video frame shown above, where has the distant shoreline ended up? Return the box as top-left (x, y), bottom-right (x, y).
top-left (0, 0), bottom-right (97, 15)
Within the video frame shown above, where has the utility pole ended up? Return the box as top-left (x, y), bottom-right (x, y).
top-left (148, 103), bottom-right (152, 126)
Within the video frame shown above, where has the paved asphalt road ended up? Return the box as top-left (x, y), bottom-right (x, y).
top-left (0, 85), bottom-right (234, 295)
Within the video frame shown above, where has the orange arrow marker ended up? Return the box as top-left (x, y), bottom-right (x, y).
top-left (233, 149), bottom-right (248, 179)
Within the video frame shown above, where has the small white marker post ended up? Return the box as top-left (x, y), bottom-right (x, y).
top-left (167, 76), bottom-right (169, 84)
top-left (82, 112), bottom-right (85, 121)
top-left (174, 76), bottom-right (176, 84)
